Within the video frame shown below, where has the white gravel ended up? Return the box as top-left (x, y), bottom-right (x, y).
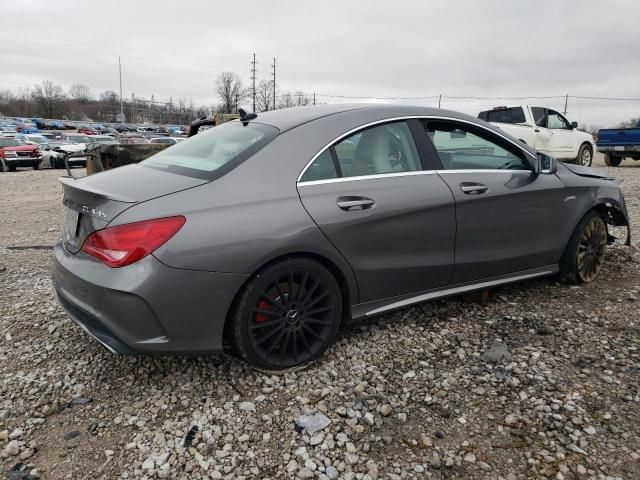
top-left (1, 155), bottom-right (639, 479)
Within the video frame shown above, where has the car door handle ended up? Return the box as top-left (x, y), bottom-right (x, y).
top-left (460, 183), bottom-right (488, 195)
top-left (337, 196), bottom-right (375, 211)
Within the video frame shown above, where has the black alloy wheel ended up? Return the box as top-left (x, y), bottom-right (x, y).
top-left (231, 258), bottom-right (342, 370)
top-left (576, 215), bottom-right (607, 282)
top-left (560, 211), bottom-right (607, 284)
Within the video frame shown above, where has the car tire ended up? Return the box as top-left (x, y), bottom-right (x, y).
top-left (33, 161), bottom-right (40, 170)
top-left (604, 153), bottom-right (622, 167)
top-left (230, 257), bottom-right (343, 370)
top-left (8, 165), bottom-right (17, 172)
top-left (560, 210), bottom-right (607, 284)
top-left (576, 143), bottom-right (593, 167)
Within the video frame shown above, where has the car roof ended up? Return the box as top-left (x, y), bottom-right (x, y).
top-left (248, 103), bottom-right (482, 132)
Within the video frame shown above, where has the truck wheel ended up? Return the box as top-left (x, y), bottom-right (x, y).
top-left (576, 144), bottom-right (592, 167)
top-left (604, 153), bottom-right (622, 167)
top-left (33, 161), bottom-right (40, 170)
top-left (8, 165), bottom-right (17, 172)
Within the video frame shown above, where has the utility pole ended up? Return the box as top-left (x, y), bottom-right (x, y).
top-left (118, 56), bottom-right (124, 123)
top-left (313, 93), bottom-right (316, 105)
top-left (131, 93), bottom-right (135, 123)
top-left (271, 57), bottom-right (276, 110)
top-left (563, 94), bottom-right (568, 115)
top-left (250, 53), bottom-right (257, 113)
top-left (438, 94), bottom-right (442, 108)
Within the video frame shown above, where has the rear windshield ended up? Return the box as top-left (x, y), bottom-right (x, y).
top-left (143, 121), bottom-right (278, 180)
top-left (479, 107), bottom-right (526, 124)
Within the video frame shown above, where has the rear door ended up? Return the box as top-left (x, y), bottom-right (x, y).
top-left (297, 120), bottom-right (456, 303)
top-left (420, 118), bottom-right (567, 283)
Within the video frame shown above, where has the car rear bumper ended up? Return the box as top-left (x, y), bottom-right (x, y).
top-left (597, 145), bottom-right (640, 153)
top-left (53, 242), bottom-right (249, 355)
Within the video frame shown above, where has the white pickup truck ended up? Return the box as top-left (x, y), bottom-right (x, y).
top-left (478, 105), bottom-right (595, 166)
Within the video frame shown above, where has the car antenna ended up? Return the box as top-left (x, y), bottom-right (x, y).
top-left (238, 108), bottom-right (257, 125)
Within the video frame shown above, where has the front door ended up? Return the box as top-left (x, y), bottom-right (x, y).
top-left (420, 119), bottom-right (568, 284)
top-left (531, 107), bottom-right (575, 159)
top-left (297, 120), bottom-right (456, 303)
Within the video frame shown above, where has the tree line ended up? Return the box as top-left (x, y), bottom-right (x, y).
top-left (0, 73), bottom-right (315, 125)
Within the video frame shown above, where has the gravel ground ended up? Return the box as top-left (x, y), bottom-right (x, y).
top-left (1, 154), bottom-right (639, 480)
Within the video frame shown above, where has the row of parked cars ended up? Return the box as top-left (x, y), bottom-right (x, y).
top-left (0, 117), bottom-right (188, 136)
top-left (0, 129), bottom-right (185, 172)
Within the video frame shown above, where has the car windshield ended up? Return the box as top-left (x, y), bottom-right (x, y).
top-left (0, 138), bottom-right (24, 147)
top-left (144, 122), bottom-right (278, 179)
top-left (27, 136), bottom-right (47, 144)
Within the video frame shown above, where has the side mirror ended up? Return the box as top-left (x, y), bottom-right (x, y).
top-left (536, 153), bottom-right (557, 174)
top-left (570, 121), bottom-right (578, 129)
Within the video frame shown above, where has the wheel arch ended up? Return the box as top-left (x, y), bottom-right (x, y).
top-left (592, 201), bottom-right (631, 245)
top-left (223, 251), bottom-right (355, 344)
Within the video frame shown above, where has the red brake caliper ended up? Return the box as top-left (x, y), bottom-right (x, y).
top-left (255, 299), bottom-right (271, 322)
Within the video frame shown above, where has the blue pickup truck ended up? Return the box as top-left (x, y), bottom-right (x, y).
top-left (597, 124), bottom-right (640, 166)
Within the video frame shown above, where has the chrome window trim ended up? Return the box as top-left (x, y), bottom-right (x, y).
top-left (436, 169), bottom-right (533, 174)
top-left (298, 170), bottom-right (436, 187)
top-left (296, 115), bottom-right (536, 183)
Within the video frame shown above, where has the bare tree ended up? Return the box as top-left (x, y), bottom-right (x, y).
top-left (256, 80), bottom-right (274, 112)
top-left (215, 72), bottom-right (247, 114)
top-left (0, 89), bottom-right (14, 115)
top-left (294, 91), bottom-right (311, 107)
top-left (33, 80), bottom-right (66, 118)
top-left (617, 117), bottom-right (640, 128)
top-left (69, 84), bottom-right (92, 104)
top-left (278, 92), bottom-right (296, 109)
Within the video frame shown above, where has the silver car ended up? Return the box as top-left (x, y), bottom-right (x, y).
top-left (53, 104), bottom-right (630, 369)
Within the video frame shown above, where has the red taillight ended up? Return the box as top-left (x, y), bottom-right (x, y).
top-left (80, 216), bottom-right (185, 268)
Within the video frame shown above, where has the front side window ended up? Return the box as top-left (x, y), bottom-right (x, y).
top-left (424, 120), bottom-right (530, 171)
top-left (144, 122), bottom-right (278, 179)
top-left (547, 109), bottom-right (569, 129)
top-left (333, 121), bottom-right (421, 177)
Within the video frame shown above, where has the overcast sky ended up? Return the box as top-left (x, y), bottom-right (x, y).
top-left (1, 0), bottom-right (639, 126)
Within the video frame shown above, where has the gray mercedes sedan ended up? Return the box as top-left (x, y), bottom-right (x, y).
top-left (53, 104), bottom-right (630, 369)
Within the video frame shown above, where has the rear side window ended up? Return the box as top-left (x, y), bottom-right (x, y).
top-left (334, 121), bottom-right (421, 177)
top-left (299, 121), bottom-right (421, 182)
top-left (144, 122), bottom-right (278, 180)
top-left (531, 107), bottom-right (547, 127)
top-left (478, 107), bottom-right (526, 124)
top-left (300, 150), bottom-right (338, 182)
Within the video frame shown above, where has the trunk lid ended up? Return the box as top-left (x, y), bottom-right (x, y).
top-left (60, 164), bottom-right (207, 253)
